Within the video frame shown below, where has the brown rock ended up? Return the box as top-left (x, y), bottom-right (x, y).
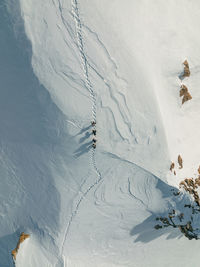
top-left (182, 92), bottom-right (192, 104)
top-left (179, 84), bottom-right (192, 104)
top-left (195, 177), bottom-right (200, 186)
top-left (180, 84), bottom-right (188, 97)
top-left (170, 162), bottom-right (175, 171)
top-left (185, 178), bottom-right (195, 188)
top-left (183, 60), bottom-right (189, 68)
top-left (179, 181), bottom-right (186, 188)
top-left (178, 155), bottom-right (183, 169)
top-left (11, 233), bottom-right (30, 260)
top-left (182, 60), bottom-right (190, 78)
top-left (187, 187), bottom-right (194, 194)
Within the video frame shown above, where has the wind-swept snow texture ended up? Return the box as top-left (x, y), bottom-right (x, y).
top-left (1, 0), bottom-right (200, 266)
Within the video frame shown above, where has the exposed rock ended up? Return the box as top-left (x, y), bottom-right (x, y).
top-left (185, 178), bottom-right (194, 187)
top-left (178, 155), bottom-right (183, 169)
top-left (179, 175), bottom-right (200, 206)
top-left (180, 84), bottom-right (188, 97)
top-left (180, 180), bottom-right (186, 187)
top-left (179, 84), bottom-right (192, 104)
top-left (170, 162), bottom-right (175, 171)
top-left (173, 190), bottom-right (180, 196)
top-left (12, 232), bottom-right (30, 260)
top-left (195, 177), bottom-right (200, 186)
top-left (198, 166), bottom-right (200, 174)
top-left (154, 224), bottom-right (162, 230)
top-left (182, 60), bottom-right (190, 78)
top-left (182, 92), bottom-right (192, 104)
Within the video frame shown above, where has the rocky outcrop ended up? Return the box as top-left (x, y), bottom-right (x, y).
top-left (182, 60), bottom-right (190, 78)
top-left (170, 162), bottom-right (175, 171)
top-left (182, 91), bottom-right (192, 104)
top-left (156, 165), bottom-right (200, 240)
top-left (180, 177), bottom-right (200, 206)
top-left (198, 166), bottom-right (200, 174)
top-left (179, 84), bottom-right (192, 104)
top-left (178, 60), bottom-right (192, 104)
top-left (11, 232), bottom-right (30, 261)
top-left (178, 155), bottom-right (183, 169)
top-left (179, 84), bottom-right (188, 97)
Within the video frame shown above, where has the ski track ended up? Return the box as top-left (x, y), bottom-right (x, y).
top-left (59, 0), bottom-right (103, 265)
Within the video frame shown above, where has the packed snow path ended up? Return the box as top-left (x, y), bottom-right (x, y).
top-left (60, 0), bottom-right (102, 263)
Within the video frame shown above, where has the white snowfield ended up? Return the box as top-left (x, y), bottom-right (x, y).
top-left (1, 0), bottom-right (200, 266)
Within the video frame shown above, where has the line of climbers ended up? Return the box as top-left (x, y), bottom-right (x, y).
top-left (91, 121), bottom-right (97, 149)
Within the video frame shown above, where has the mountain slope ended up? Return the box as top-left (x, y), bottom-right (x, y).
top-left (1, 0), bottom-right (200, 266)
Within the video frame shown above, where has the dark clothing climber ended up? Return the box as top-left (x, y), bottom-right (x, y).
top-left (91, 121), bottom-right (96, 127)
top-left (92, 138), bottom-right (97, 143)
top-left (92, 143), bottom-right (96, 149)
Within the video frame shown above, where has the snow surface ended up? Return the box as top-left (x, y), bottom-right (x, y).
top-left (1, 0), bottom-right (200, 266)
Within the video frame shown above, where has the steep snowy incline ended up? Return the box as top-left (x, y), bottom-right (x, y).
top-left (1, 0), bottom-right (200, 266)
top-left (81, 0), bottom-right (200, 185)
top-left (20, 0), bottom-right (170, 181)
top-left (0, 0), bottom-right (95, 266)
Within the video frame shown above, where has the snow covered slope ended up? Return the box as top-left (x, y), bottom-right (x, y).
top-left (1, 0), bottom-right (200, 266)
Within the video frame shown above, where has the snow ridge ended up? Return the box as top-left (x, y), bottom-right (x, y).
top-left (60, 0), bottom-right (102, 265)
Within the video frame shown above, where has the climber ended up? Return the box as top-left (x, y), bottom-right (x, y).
top-left (92, 137), bottom-right (97, 143)
top-left (92, 129), bottom-right (97, 135)
top-left (91, 121), bottom-right (96, 127)
top-left (92, 143), bottom-right (96, 149)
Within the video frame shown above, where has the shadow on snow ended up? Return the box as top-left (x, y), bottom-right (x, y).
top-left (0, 1), bottom-right (71, 265)
top-left (130, 177), bottom-right (184, 243)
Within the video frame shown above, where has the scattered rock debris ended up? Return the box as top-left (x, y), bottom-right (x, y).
top-left (178, 155), bottom-right (183, 169)
top-left (155, 166), bottom-right (200, 240)
top-left (178, 60), bottom-right (192, 104)
top-left (170, 155), bottom-right (183, 174)
top-left (154, 213), bottom-right (197, 239)
top-left (155, 209), bottom-right (198, 240)
top-left (12, 232), bottom-right (30, 260)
